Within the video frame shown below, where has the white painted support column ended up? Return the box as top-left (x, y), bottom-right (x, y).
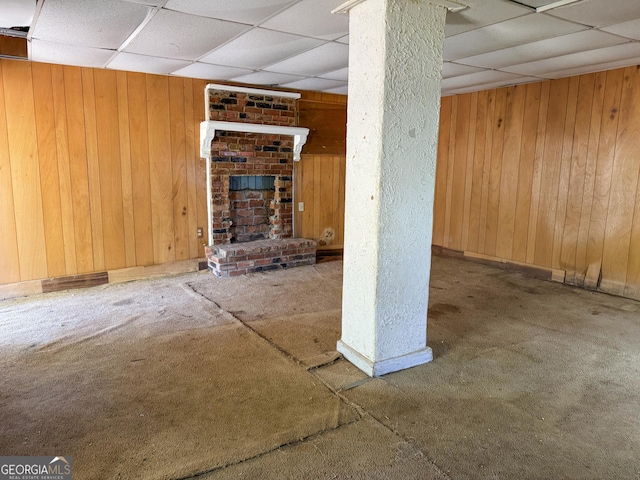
top-left (337, 0), bottom-right (449, 376)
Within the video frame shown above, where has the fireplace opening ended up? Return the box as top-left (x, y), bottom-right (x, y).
top-left (229, 175), bottom-right (276, 243)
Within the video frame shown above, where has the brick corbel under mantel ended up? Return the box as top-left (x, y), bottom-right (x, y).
top-left (199, 121), bottom-right (309, 161)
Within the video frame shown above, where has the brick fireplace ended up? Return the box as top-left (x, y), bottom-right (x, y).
top-left (200, 85), bottom-right (316, 277)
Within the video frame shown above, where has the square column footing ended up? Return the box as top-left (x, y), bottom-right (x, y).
top-left (337, 340), bottom-right (432, 377)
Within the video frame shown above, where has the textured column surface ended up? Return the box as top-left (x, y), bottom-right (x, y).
top-left (338, 0), bottom-right (447, 376)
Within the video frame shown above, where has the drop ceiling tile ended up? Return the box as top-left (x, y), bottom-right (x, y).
top-left (31, 0), bottom-right (151, 49)
top-left (442, 62), bottom-right (485, 78)
top-left (260, 0), bottom-right (349, 40)
top-left (199, 29), bottom-right (323, 69)
top-left (444, 13), bottom-right (586, 61)
top-left (456, 29), bottom-right (628, 69)
top-left (318, 67), bottom-right (349, 81)
top-left (445, 0), bottom-right (531, 37)
top-left (171, 62), bottom-right (253, 80)
top-left (281, 78), bottom-right (347, 92)
top-left (107, 52), bottom-right (190, 74)
top-left (264, 42), bottom-right (348, 76)
top-left (441, 70), bottom-right (525, 91)
top-left (30, 39), bottom-right (115, 67)
top-left (164, 0), bottom-right (296, 24)
top-left (324, 85), bottom-right (348, 95)
top-left (123, 9), bottom-right (249, 60)
top-left (601, 18), bottom-right (640, 41)
top-left (543, 56), bottom-right (640, 79)
top-left (502, 42), bottom-right (640, 76)
top-left (122, 0), bottom-right (164, 6)
top-left (2, 0), bottom-right (35, 28)
top-left (546, 0), bottom-right (640, 28)
top-left (230, 71), bottom-right (307, 86)
top-left (443, 76), bottom-right (541, 95)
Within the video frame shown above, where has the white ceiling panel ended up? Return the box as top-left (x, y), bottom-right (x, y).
top-left (503, 42), bottom-right (640, 76)
top-left (443, 76), bottom-right (541, 95)
top-left (441, 70), bottom-right (527, 91)
top-left (444, 13), bottom-right (586, 61)
top-left (230, 71), bottom-right (307, 86)
top-left (122, 0), bottom-right (165, 5)
top-left (260, 0), bottom-right (349, 40)
top-left (171, 62), bottom-right (253, 80)
top-left (107, 52), bottom-right (190, 74)
top-left (31, 0), bottom-right (151, 49)
top-left (264, 42), bottom-right (348, 76)
top-left (123, 9), bottom-right (249, 60)
top-left (29, 39), bottom-right (115, 68)
top-left (164, 0), bottom-right (296, 24)
top-left (442, 62), bottom-right (485, 78)
top-left (318, 67), bottom-right (349, 81)
top-left (546, 0), bottom-right (640, 28)
top-left (543, 56), bottom-right (640, 79)
top-left (445, 0), bottom-right (531, 37)
top-left (324, 85), bottom-right (349, 95)
top-left (601, 18), bottom-right (640, 41)
top-left (456, 29), bottom-right (628, 69)
top-left (199, 29), bottom-right (323, 69)
top-left (1, 0), bottom-right (36, 28)
top-left (281, 78), bottom-right (347, 91)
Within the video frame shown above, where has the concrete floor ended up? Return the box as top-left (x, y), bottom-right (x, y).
top-left (0, 256), bottom-right (639, 479)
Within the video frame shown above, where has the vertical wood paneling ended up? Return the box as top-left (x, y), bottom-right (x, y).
top-left (94, 69), bottom-right (126, 270)
top-left (4, 61), bottom-right (47, 281)
top-left (294, 155), bottom-right (346, 246)
top-left (169, 77), bottom-right (189, 261)
top-left (0, 61), bottom-right (21, 284)
top-left (434, 66), bottom-right (640, 300)
top-left (534, 78), bottom-right (569, 268)
top-left (601, 66), bottom-right (640, 295)
top-left (31, 63), bottom-right (65, 278)
top-left (127, 72), bottom-right (154, 266)
top-left (585, 69), bottom-right (623, 285)
top-left (51, 65), bottom-right (77, 275)
top-left (184, 79), bottom-right (199, 259)
top-left (448, 94), bottom-right (470, 251)
top-left (64, 66), bottom-right (94, 273)
top-left (561, 74), bottom-right (595, 282)
top-left (116, 71), bottom-right (137, 267)
top-left (496, 85), bottom-right (525, 259)
top-left (147, 74), bottom-right (175, 265)
top-left (81, 68), bottom-right (106, 272)
top-left (432, 96), bottom-right (451, 246)
top-left (0, 59), bottom-right (207, 285)
top-left (467, 90), bottom-right (488, 252)
top-left (512, 82), bottom-right (540, 262)
top-left (574, 72), bottom-right (606, 285)
top-left (484, 87), bottom-right (506, 257)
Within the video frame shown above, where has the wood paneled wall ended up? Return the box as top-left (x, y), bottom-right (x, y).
top-left (294, 154), bottom-right (346, 247)
top-left (433, 66), bottom-right (640, 300)
top-left (0, 59), bottom-right (209, 284)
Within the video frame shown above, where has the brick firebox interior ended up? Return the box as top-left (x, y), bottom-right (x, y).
top-left (203, 87), bottom-right (316, 277)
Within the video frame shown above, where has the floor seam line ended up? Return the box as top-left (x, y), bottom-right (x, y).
top-left (174, 415), bottom-right (361, 480)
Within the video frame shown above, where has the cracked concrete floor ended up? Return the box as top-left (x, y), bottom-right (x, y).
top-left (0, 257), bottom-right (639, 479)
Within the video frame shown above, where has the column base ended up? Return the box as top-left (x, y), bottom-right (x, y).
top-left (337, 340), bottom-right (433, 377)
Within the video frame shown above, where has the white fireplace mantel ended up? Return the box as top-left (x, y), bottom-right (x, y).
top-left (200, 121), bottom-right (310, 161)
